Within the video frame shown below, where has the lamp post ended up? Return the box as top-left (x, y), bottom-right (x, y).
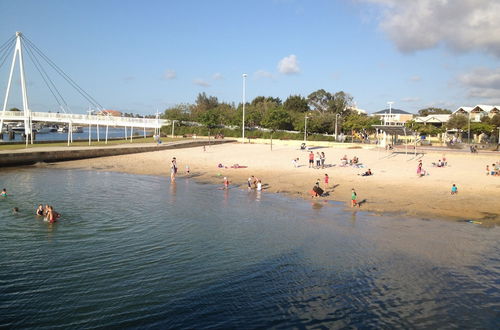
top-left (171, 120), bottom-right (176, 138)
top-left (335, 113), bottom-right (340, 141)
top-left (468, 111), bottom-right (471, 144)
top-left (387, 101), bottom-right (394, 125)
top-left (242, 73), bottom-right (247, 143)
top-left (304, 115), bottom-right (309, 142)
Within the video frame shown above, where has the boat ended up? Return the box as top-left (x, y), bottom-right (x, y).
top-left (72, 126), bottom-right (84, 133)
top-left (57, 126), bottom-right (68, 133)
top-left (10, 123), bottom-right (26, 133)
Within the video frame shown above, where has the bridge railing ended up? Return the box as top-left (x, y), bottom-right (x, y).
top-left (1, 111), bottom-right (169, 127)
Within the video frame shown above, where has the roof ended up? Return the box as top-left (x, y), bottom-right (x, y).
top-left (453, 105), bottom-right (500, 114)
top-left (372, 108), bottom-right (412, 115)
top-left (414, 114), bottom-right (450, 123)
top-left (100, 109), bottom-right (122, 116)
top-left (372, 125), bottom-right (415, 135)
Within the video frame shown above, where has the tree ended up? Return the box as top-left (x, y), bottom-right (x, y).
top-left (470, 122), bottom-right (494, 135)
top-left (284, 95), bottom-right (309, 112)
top-left (446, 114), bottom-right (468, 131)
top-left (9, 107), bottom-right (21, 112)
top-left (307, 89), bottom-right (353, 114)
top-left (491, 114), bottom-right (500, 128)
top-left (417, 107), bottom-right (452, 116)
top-left (163, 104), bottom-right (191, 122)
top-left (199, 108), bottom-right (221, 144)
top-left (261, 107), bottom-right (291, 150)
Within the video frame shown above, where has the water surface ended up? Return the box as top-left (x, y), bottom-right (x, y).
top-left (0, 169), bottom-right (498, 328)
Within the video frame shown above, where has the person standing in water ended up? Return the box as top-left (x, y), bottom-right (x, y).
top-left (223, 177), bottom-right (229, 190)
top-left (351, 188), bottom-right (360, 208)
top-left (36, 204), bottom-right (44, 216)
top-left (170, 157), bottom-right (178, 182)
top-left (1, 188), bottom-right (7, 197)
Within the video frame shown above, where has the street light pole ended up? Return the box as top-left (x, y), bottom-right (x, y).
top-left (468, 111), bottom-right (471, 144)
top-left (304, 115), bottom-right (308, 142)
top-left (387, 101), bottom-right (394, 125)
top-left (242, 73), bottom-right (247, 143)
top-left (335, 113), bottom-right (340, 141)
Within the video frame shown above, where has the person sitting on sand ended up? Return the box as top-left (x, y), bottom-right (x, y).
top-left (417, 163), bottom-right (426, 177)
top-left (1, 188), bottom-right (7, 197)
top-left (36, 204), bottom-right (44, 216)
top-left (340, 155), bottom-right (348, 166)
top-left (312, 180), bottom-right (323, 197)
top-left (292, 158), bottom-right (299, 168)
top-left (350, 156), bottom-right (359, 165)
top-left (361, 169), bottom-right (373, 176)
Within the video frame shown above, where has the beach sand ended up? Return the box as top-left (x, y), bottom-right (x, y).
top-left (52, 142), bottom-right (500, 223)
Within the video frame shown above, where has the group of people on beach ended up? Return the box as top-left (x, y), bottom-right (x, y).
top-left (486, 162), bottom-right (500, 176)
top-left (308, 151), bottom-right (326, 169)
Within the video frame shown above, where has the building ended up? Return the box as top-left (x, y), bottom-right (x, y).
top-left (452, 105), bottom-right (500, 122)
top-left (346, 106), bottom-right (367, 115)
top-left (414, 114), bottom-right (450, 127)
top-left (100, 109), bottom-right (122, 117)
top-left (371, 109), bottom-right (414, 125)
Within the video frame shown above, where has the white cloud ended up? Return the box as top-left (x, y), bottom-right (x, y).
top-left (193, 78), bottom-right (211, 87)
top-left (212, 72), bottom-right (224, 80)
top-left (254, 70), bottom-right (275, 79)
top-left (277, 54), bottom-right (300, 74)
top-left (360, 0), bottom-right (500, 57)
top-left (164, 69), bottom-right (176, 80)
top-left (458, 67), bottom-right (500, 103)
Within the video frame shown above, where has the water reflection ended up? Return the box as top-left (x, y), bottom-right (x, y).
top-left (0, 169), bottom-right (498, 329)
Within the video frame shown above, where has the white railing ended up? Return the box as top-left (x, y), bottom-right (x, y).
top-left (1, 111), bottom-right (169, 128)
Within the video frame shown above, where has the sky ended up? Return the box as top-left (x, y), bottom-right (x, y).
top-left (0, 0), bottom-right (499, 115)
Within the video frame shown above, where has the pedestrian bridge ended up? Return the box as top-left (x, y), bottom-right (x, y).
top-left (1, 110), bottom-right (169, 129)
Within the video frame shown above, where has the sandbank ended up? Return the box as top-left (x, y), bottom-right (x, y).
top-left (52, 141), bottom-right (500, 223)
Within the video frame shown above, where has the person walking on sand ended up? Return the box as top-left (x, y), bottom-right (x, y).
top-left (309, 151), bottom-right (314, 168)
top-left (324, 174), bottom-right (329, 188)
top-left (351, 188), bottom-right (360, 208)
top-left (320, 152), bottom-right (326, 169)
top-left (451, 184), bottom-right (458, 195)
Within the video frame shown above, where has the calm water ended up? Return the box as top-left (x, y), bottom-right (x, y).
top-left (0, 169), bottom-right (498, 329)
top-left (3, 126), bottom-right (146, 142)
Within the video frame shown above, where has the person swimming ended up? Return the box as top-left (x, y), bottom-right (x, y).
top-left (1, 188), bottom-right (7, 197)
top-left (36, 204), bottom-right (44, 216)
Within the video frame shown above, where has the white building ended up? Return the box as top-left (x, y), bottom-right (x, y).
top-left (452, 105), bottom-right (500, 122)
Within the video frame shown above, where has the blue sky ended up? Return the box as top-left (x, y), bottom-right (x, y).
top-left (0, 0), bottom-right (499, 115)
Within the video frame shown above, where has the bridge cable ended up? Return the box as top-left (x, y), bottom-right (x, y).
top-left (0, 37), bottom-right (16, 71)
top-left (21, 35), bottom-right (104, 111)
top-left (24, 43), bottom-right (69, 113)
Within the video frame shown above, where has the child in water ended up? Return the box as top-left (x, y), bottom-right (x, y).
top-left (351, 188), bottom-right (360, 208)
top-left (223, 177), bottom-right (229, 190)
top-left (36, 204), bottom-right (44, 216)
top-left (1, 188), bottom-right (7, 197)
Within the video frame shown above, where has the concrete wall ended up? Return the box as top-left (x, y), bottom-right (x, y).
top-left (0, 140), bottom-right (234, 167)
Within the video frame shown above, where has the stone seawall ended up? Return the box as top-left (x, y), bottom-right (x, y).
top-left (0, 140), bottom-right (234, 167)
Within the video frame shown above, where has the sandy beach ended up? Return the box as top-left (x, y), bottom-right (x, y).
top-left (52, 141), bottom-right (500, 223)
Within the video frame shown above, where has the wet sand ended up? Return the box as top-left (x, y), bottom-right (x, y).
top-left (52, 141), bottom-right (500, 223)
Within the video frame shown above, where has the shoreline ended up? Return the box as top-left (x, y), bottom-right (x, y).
top-left (46, 142), bottom-right (500, 224)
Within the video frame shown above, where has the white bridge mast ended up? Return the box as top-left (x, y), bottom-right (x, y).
top-left (1, 32), bottom-right (33, 143)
